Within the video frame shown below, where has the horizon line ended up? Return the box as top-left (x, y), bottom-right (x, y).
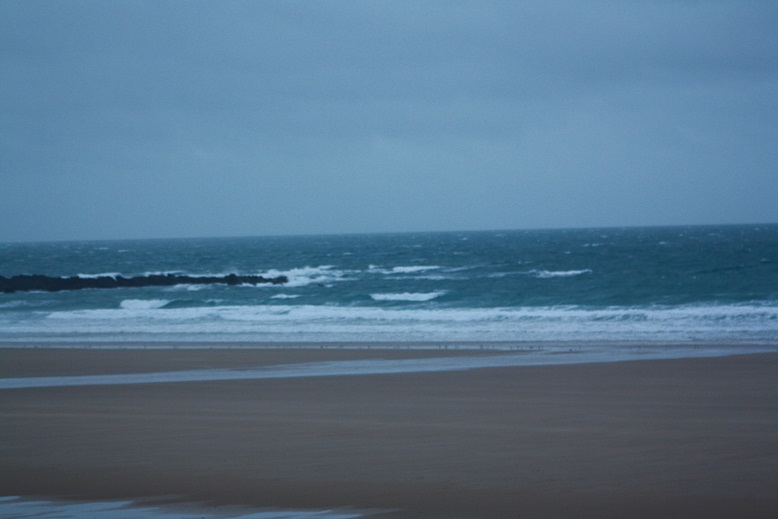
top-left (2, 221), bottom-right (776, 245)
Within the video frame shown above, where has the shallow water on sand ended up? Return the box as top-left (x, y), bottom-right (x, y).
top-left (0, 496), bottom-right (371, 518)
top-left (1, 344), bottom-right (772, 390)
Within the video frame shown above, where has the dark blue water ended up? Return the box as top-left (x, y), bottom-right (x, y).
top-left (1, 225), bottom-right (776, 344)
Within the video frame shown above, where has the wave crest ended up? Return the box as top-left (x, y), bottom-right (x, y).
top-left (119, 299), bottom-right (171, 310)
top-left (370, 291), bottom-right (447, 302)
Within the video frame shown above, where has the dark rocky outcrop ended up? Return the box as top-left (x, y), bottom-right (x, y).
top-left (0, 273), bottom-right (288, 293)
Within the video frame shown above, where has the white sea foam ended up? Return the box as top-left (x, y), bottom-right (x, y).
top-left (367, 265), bottom-right (442, 275)
top-left (370, 291), bottom-right (447, 302)
top-left (15, 302), bottom-right (777, 344)
top-left (391, 266), bottom-right (441, 274)
top-left (532, 269), bottom-right (592, 278)
top-left (76, 272), bottom-right (122, 279)
top-left (163, 284), bottom-right (206, 292)
top-left (271, 294), bottom-right (301, 299)
top-left (257, 265), bottom-right (349, 287)
top-left (119, 299), bottom-right (170, 310)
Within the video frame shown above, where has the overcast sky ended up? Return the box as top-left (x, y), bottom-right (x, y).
top-left (1, 0), bottom-right (777, 242)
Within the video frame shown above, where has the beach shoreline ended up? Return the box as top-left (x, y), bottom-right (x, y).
top-left (2, 348), bottom-right (777, 518)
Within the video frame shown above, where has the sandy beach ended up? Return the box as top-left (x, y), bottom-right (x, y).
top-left (1, 347), bottom-right (777, 518)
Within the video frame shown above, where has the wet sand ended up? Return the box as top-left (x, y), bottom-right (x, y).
top-left (1, 348), bottom-right (777, 518)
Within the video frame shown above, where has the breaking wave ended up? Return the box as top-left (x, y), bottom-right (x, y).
top-left (370, 291), bottom-right (447, 302)
top-left (7, 302), bottom-right (774, 344)
top-left (257, 266), bottom-right (349, 287)
top-left (389, 266), bottom-right (441, 274)
top-left (119, 299), bottom-right (171, 310)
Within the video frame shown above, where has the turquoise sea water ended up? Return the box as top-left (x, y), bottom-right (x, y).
top-left (1, 225), bottom-right (777, 345)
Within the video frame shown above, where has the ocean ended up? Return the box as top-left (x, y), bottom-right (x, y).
top-left (1, 225), bottom-right (777, 346)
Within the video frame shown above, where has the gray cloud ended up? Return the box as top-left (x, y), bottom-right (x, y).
top-left (1, 0), bottom-right (776, 241)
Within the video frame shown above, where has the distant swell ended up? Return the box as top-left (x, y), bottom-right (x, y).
top-left (0, 273), bottom-right (288, 293)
